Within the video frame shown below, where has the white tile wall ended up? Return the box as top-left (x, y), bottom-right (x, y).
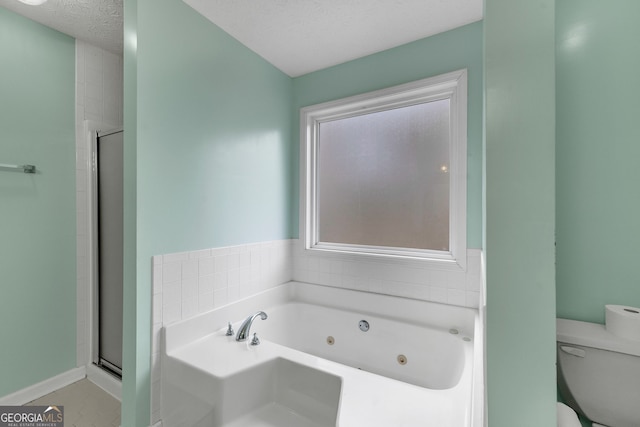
top-left (292, 244), bottom-right (482, 309)
top-left (150, 239), bottom-right (293, 424)
top-left (76, 41), bottom-right (123, 128)
top-left (75, 40), bottom-right (123, 368)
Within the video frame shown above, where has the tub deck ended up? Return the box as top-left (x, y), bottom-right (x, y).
top-left (162, 281), bottom-right (482, 427)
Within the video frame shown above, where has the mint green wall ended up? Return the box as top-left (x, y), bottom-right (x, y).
top-left (292, 21), bottom-right (484, 249)
top-left (121, 0), bottom-right (140, 425)
top-left (556, 0), bottom-right (640, 324)
top-left (485, 1), bottom-right (557, 426)
top-left (0, 7), bottom-right (76, 397)
top-left (137, 1), bottom-right (293, 253)
top-left (122, 1), bottom-right (293, 425)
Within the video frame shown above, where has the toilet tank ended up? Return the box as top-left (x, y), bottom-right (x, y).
top-left (557, 318), bottom-right (640, 427)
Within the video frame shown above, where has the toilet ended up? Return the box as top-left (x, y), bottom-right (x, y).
top-left (557, 318), bottom-right (640, 427)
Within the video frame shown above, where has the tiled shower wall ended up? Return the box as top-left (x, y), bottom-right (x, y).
top-left (75, 40), bottom-right (123, 367)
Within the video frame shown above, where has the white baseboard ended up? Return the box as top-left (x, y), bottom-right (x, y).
top-left (86, 363), bottom-right (121, 401)
top-left (0, 366), bottom-right (86, 406)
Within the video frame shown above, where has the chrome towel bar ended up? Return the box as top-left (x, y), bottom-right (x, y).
top-left (0, 163), bottom-right (36, 173)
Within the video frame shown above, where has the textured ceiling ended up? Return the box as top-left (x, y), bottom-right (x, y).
top-left (0, 0), bottom-right (122, 54)
top-left (0, 0), bottom-right (482, 75)
top-left (183, 0), bottom-right (483, 77)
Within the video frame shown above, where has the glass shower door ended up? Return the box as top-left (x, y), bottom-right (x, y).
top-left (93, 129), bottom-right (123, 377)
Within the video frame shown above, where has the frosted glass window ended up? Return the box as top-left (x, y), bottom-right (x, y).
top-left (301, 70), bottom-right (467, 265)
top-left (317, 100), bottom-right (451, 251)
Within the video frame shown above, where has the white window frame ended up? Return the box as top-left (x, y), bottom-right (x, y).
top-left (300, 69), bottom-right (467, 270)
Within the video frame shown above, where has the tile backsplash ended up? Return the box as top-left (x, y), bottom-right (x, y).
top-left (152, 239), bottom-right (293, 328)
top-left (293, 246), bottom-right (481, 309)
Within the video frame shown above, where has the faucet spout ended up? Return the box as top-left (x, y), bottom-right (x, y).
top-left (235, 311), bottom-right (268, 342)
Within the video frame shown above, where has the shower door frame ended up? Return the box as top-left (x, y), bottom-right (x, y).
top-left (90, 127), bottom-right (124, 379)
top-left (77, 120), bottom-right (123, 399)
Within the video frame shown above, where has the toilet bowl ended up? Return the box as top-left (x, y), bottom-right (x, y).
top-left (557, 402), bottom-right (581, 427)
top-left (557, 318), bottom-right (640, 427)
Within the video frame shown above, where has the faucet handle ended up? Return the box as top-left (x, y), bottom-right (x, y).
top-left (225, 322), bottom-right (234, 336)
top-left (250, 333), bottom-right (260, 346)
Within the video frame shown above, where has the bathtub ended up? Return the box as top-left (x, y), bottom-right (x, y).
top-left (162, 281), bottom-right (484, 427)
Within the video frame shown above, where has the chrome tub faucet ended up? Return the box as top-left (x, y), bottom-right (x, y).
top-left (236, 311), bottom-right (268, 342)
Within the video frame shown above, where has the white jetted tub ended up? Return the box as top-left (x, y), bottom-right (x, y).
top-left (162, 281), bottom-right (484, 427)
